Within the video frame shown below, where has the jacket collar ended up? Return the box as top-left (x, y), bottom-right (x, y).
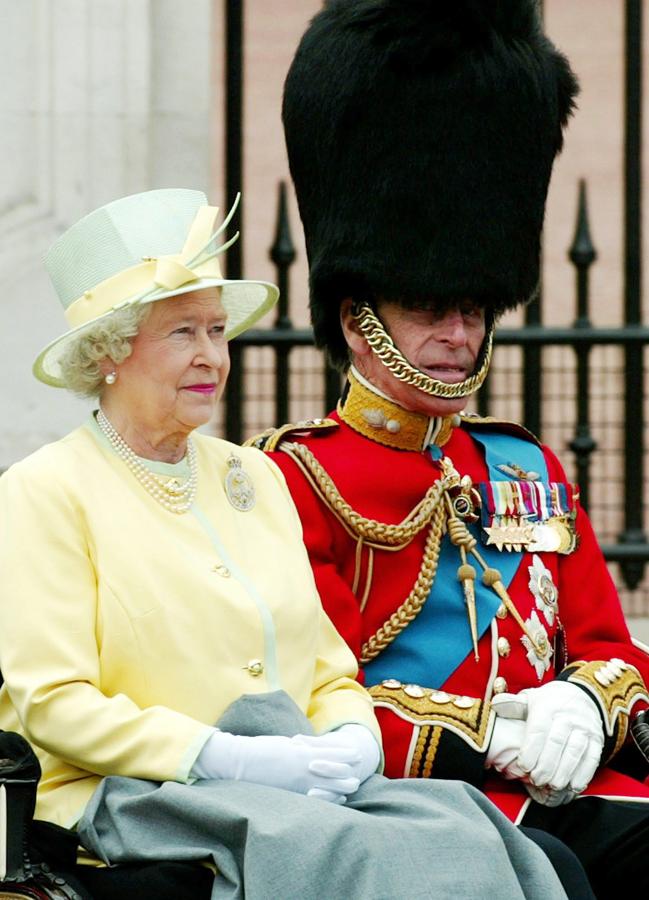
top-left (337, 367), bottom-right (457, 451)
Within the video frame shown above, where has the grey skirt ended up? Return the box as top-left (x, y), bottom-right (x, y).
top-left (78, 692), bottom-right (566, 900)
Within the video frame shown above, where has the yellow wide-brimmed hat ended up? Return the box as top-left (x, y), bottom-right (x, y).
top-left (34, 188), bottom-right (278, 387)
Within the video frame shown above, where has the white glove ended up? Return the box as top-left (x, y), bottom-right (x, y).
top-left (486, 711), bottom-right (579, 805)
top-left (524, 783), bottom-right (579, 807)
top-left (492, 681), bottom-right (604, 794)
top-left (192, 730), bottom-right (362, 802)
top-left (485, 716), bottom-right (527, 778)
top-left (294, 724), bottom-right (381, 787)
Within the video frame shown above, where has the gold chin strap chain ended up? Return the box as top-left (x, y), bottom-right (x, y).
top-left (282, 442), bottom-right (542, 667)
top-left (352, 302), bottom-right (494, 399)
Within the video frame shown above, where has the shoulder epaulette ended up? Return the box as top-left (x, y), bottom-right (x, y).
top-left (244, 418), bottom-right (338, 452)
top-left (459, 413), bottom-right (541, 447)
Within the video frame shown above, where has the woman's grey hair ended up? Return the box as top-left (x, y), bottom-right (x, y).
top-left (59, 303), bottom-right (152, 398)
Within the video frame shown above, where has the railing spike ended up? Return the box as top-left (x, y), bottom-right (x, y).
top-left (268, 181), bottom-right (298, 424)
top-left (569, 179), bottom-right (597, 270)
top-left (270, 181), bottom-right (296, 269)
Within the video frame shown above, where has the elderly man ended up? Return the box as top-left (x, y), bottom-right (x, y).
top-left (252, 1), bottom-right (649, 895)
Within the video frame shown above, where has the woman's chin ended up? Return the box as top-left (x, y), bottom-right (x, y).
top-left (178, 395), bottom-right (218, 428)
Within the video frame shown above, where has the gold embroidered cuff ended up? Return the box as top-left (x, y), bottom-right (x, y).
top-left (369, 680), bottom-right (494, 752)
top-left (563, 659), bottom-right (649, 744)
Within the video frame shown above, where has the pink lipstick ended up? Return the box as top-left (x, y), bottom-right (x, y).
top-left (183, 384), bottom-right (217, 394)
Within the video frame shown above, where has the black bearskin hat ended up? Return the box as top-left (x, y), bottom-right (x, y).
top-left (283, 0), bottom-right (578, 368)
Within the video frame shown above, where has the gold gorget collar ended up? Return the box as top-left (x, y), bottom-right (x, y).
top-left (337, 367), bottom-right (457, 451)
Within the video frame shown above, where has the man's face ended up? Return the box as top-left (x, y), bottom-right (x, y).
top-left (341, 298), bottom-right (487, 418)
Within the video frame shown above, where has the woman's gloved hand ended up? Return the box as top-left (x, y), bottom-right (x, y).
top-left (295, 724), bottom-right (381, 786)
top-left (191, 730), bottom-right (363, 803)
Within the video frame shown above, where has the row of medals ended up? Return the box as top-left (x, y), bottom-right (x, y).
top-left (446, 462), bottom-right (576, 555)
top-left (483, 516), bottom-right (576, 554)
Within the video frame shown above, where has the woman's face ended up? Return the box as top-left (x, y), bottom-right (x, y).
top-left (105, 288), bottom-right (230, 446)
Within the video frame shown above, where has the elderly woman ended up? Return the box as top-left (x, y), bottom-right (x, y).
top-left (0, 189), bottom-right (570, 900)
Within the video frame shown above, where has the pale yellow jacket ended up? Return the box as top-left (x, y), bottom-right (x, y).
top-left (0, 421), bottom-right (379, 827)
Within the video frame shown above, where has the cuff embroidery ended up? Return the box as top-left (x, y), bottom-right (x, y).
top-left (563, 658), bottom-right (649, 749)
top-left (368, 680), bottom-right (495, 752)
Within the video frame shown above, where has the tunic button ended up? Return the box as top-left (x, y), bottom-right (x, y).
top-left (453, 696), bottom-right (476, 709)
top-left (245, 659), bottom-right (264, 677)
top-left (496, 604), bottom-right (507, 620)
top-left (497, 637), bottom-right (511, 658)
top-left (212, 564), bottom-right (231, 577)
top-left (429, 690), bottom-right (452, 704)
top-left (493, 676), bottom-right (508, 694)
top-left (404, 684), bottom-right (425, 699)
top-left (382, 679), bottom-right (402, 689)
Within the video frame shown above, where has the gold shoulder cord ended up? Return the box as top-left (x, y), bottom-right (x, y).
top-left (282, 442), bottom-right (452, 664)
top-left (282, 441), bottom-right (449, 547)
top-left (360, 510), bottom-right (447, 664)
top-left (282, 443), bottom-right (546, 667)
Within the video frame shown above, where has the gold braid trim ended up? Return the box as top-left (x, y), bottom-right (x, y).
top-left (282, 441), bottom-right (451, 548)
top-left (564, 659), bottom-right (649, 747)
top-left (353, 302), bottom-right (493, 399)
top-left (409, 725), bottom-right (442, 778)
top-left (244, 418), bottom-right (337, 452)
top-left (283, 442), bottom-right (547, 668)
top-left (370, 683), bottom-right (494, 752)
top-left (360, 507), bottom-right (446, 664)
top-left (282, 443), bottom-right (530, 666)
top-left (278, 442), bottom-right (451, 664)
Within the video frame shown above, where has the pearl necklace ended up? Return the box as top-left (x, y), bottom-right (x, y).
top-left (96, 408), bottom-right (198, 514)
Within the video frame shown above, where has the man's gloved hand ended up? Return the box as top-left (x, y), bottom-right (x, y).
top-left (295, 723), bottom-right (381, 786)
top-left (524, 783), bottom-right (579, 807)
top-left (486, 711), bottom-right (580, 805)
top-left (492, 681), bottom-right (604, 795)
top-left (191, 730), bottom-right (362, 803)
top-left (485, 716), bottom-right (527, 777)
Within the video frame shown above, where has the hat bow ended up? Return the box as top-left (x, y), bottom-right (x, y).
top-left (65, 195), bottom-right (240, 328)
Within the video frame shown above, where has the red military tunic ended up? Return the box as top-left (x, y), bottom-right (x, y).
top-left (254, 370), bottom-right (649, 822)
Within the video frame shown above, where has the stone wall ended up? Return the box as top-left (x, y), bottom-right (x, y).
top-left (0, 0), bottom-right (216, 464)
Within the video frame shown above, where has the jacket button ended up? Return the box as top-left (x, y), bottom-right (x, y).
top-left (493, 676), bottom-right (508, 694)
top-left (496, 604), bottom-right (507, 619)
top-left (497, 637), bottom-right (511, 658)
top-left (245, 659), bottom-right (264, 677)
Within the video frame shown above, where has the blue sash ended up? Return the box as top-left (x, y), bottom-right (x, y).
top-left (363, 429), bottom-right (548, 688)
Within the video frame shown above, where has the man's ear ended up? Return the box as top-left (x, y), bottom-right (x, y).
top-left (340, 298), bottom-right (372, 358)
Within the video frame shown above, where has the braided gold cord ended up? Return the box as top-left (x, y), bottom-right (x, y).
top-left (360, 504), bottom-right (447, 664)
top-left (446, 508), bottom-right (547, 656)
top-left (284, 442), bottom-right (534, 668)
top-left (353, 303), bottom-right (493, 399)
top-left (285, 441), bottom-right (450, 547)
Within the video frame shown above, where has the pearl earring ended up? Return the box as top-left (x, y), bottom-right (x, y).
top-left (105, 371), bottom-right (117, 385)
